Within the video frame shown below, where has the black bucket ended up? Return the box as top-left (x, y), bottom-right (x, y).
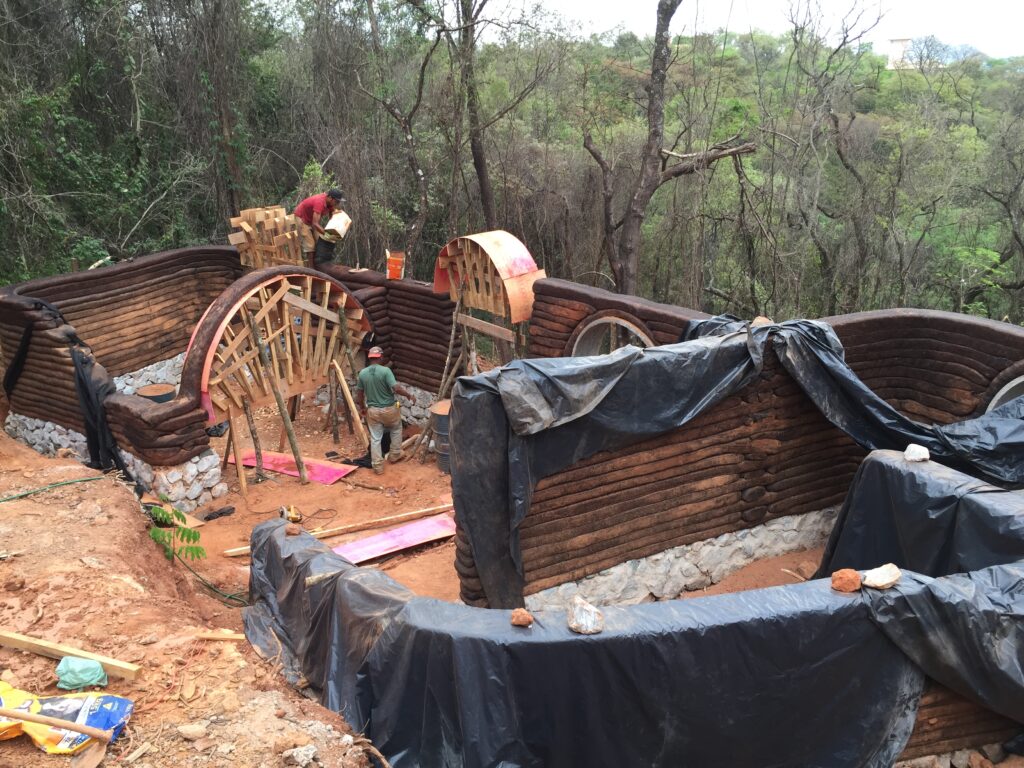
top-left (430, 399), bottom-right (451, 475)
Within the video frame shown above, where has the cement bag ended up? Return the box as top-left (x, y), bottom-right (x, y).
top-left (323, 210), bottom-right (352, 242)
top-left (0, 681), bottom-right (133, 754)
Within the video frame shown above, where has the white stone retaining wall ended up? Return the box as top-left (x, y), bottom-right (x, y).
top-left (523, 506), bottom-right (839, 611)
top-left (4, 412), bottom-right (226, 513)
top-left (112, 352), bottom-right (185, 396)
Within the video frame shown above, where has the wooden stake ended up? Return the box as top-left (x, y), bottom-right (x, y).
top-left (331, 360), bottom-right (369, 450)
top-left (337, 302), bottom-right (360, 378)
top-left (328, 366), bottom-right (340, 444)
top-left (242, 399), bottom-right (265, 481)
top-left (223, 503), bottom-right (454, 557)
top-left (247, 310), bottom-right (308, 484)
top-left (0, 630), bottom-right (141, 680)
top-left (226, 405), bottom-right (248, 498)
top-left (0, 707), bottom-right (114, 743)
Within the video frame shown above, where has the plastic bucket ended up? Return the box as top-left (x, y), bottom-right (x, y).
top-left (386, 250), bottom-right (406, 280)
top-left (430, 399), bottom-right (451, 474)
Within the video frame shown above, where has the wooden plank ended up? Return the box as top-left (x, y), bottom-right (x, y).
top-left (458, 313), bottom-right (515, 342)
top-left (332, 360), bottom-right (369, 449)
top-left (0, 630), bottom-right (141, 681)
top-left (194, 631), bottom-right (247, 642)
top-left (223, 503), bottom-right (454, 557)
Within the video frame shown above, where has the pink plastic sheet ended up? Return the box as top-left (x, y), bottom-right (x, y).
top-left (228, 450), bottom-right (357, 484)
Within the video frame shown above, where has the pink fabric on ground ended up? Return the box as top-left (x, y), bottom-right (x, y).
top-left (333, 513), bottom-right (456, 564)
top-left (228, 450), bottom-right (357, 484)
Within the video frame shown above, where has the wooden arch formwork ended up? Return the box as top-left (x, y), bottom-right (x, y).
top-left (184, 267), bottom-right (371, 493)
top-left (433, 230), bottom-right (546, 364)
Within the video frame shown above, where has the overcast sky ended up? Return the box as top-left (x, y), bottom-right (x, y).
top-left (535, 0), bottom-right (1024, 59)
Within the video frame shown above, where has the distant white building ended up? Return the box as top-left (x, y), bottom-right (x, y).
top-left (880, 37), bottom-right (913, 68)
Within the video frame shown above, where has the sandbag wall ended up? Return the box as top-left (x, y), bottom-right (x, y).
top-left (526, 277), bottom-right (709, 356)
top-left (0, 247), bottom-right (242, 451)
top-left (455, 349), bottom-right (866, 606)
top-left (322, 266), bottom-right (392, 365)
top-left (325, 267), bottom-right (458, 392)
top-left (827, 309), bottom-right (1024, 424)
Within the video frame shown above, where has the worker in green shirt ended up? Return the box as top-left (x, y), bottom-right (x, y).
top-left (354, 346), bottom-right (411, 474)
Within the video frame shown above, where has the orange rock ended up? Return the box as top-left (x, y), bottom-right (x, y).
top-left (510, 608), bottom-right (534, 627)
top-left (831, 569), bottom-right (862, 593)
top-left (285, 523), bottom-right (302, 536)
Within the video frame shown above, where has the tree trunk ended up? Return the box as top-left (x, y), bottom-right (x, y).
top-left (460, 0), bottom-right (497, 230)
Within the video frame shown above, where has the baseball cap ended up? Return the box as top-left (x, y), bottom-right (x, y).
top-left (328, 188), bottom-right (345, 202)
top-left (368, 346), bottom-right (383, 358)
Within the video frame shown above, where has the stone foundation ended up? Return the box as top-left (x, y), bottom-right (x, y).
top-left (397, 381), bottom-right (438, 425)
top-left (523, 506), bottom-right (839, 611)
top-left (4, 412), bottom-right (226, 513)
top-left (112, 352), bottom-right (184, 395)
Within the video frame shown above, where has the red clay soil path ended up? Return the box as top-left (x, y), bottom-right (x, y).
top-left (193, 401), bottom-right (461, 602)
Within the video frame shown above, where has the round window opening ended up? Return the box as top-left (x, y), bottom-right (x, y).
top-left (570, 315), bottom-right (655, 357)
top-left (986, 374), bottom-right (1024, 413)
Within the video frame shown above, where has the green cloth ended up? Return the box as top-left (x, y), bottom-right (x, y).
top-left (56, 656), bottom-right (108, 689)
top-left (357, 364), bottom-right (399, 408)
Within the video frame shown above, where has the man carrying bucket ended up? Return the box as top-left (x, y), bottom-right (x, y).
top-left (293, 188), bottom-right (348, 268)
top-left (354, 347), bottom-right (411, 474)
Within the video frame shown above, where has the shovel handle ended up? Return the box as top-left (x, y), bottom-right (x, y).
top-left (0, 706), bottom-right (114, 743)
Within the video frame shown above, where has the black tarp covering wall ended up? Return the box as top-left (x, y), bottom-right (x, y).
top-left (451, 319), bottom-right (1024, 608)
top-left (244, 519), bottom-right (925, 768)
top-left (817, 450), bottom-right (1024, 725)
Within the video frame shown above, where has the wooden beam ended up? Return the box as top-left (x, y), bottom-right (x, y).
top-left (223, 503), bottom-right (454, 557)
top-left (457, 313), bottom-right (515, 343)
top-left (194, 631), bottom-right (247, 642)
top-left (0, 630), bottom-right (141, 680)
top-left (282, 291), bottom-right (337, 322)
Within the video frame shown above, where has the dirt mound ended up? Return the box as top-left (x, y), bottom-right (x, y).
top-left (0, 434), bottom-right (370, 767)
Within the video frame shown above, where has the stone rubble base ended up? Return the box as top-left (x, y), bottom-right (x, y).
top-left (524, 506), bottom-right (839, 611)
top-left (112, 352), bottom-right (184, 396)
top-left (4, 412), bottom-right (227, 513)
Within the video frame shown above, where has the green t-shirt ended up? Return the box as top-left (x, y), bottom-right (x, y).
top-left (357, 364), bottom-right (398, 408)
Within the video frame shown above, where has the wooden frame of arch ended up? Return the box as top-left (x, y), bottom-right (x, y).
top-left (434, 230), bottom-right (545, 325)
top-left (186, 270), bottom-right (371, 425)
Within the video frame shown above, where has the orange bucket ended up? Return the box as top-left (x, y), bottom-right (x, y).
top-left (386, 250), bottom-right (406, 280)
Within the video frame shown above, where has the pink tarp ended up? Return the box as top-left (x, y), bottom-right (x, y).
top-left (333, 513), bottom-right (456, 564)
top-left (228, 450), bottom-right (357, 485)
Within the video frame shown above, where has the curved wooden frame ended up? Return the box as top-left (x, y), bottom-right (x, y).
top-left (183, 268), bottom-right (371, 424)
top-left (433, 230), bottom-right (545, 324)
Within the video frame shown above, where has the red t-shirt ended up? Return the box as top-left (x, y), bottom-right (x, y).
top-left (294, 193), bottom-right (330, 226)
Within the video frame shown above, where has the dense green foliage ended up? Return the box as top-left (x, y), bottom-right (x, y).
top-left (2, 0), bottom-right (1022, 321)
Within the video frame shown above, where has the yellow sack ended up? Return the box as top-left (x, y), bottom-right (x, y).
top-left (0, 681), bottom-right (133, 754)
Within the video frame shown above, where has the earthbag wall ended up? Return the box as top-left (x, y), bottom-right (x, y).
top-left (243, 518), bottom-right (924, 768)
top-left (450, 319), bottom-right (1024, 608)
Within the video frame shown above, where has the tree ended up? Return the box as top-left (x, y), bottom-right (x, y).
top-left (583, 0), bottom-right (755, 295)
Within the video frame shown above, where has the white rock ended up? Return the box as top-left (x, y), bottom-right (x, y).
top-left (177, 722), bottom-right (208, 741)
top-left (185, 481), bottom-right (204, 500)
top-left (183, 463), bottom-right (199, 484)
top-left (282, 744), bottom-right (318, 766)
top-left (904, 443), bottom-right (930, 462)
top-left (567, 594), bottom-right (604, 635)
top-left (862, 563), bottom-right (901, 589)
top-left (196, 452), bottom-right (219, 473)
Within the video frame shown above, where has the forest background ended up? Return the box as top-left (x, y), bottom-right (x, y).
top-left (1, 0), bottom-right (1023, 322)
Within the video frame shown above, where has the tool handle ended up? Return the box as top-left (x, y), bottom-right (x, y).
top-left (0, 707), bottom-right (114, 743)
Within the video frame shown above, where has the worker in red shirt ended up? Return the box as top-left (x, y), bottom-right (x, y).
top-left (293, 189), bottom-right (344, 268)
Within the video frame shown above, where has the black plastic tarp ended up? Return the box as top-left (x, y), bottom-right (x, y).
top-left (244, 518), bottom-right (925, 768)
top-left (816, 450), bottom-right (1024, 725)
top-left (451, 317), bottom-right (1024, 608)
top-left (819, 450), bottom-right (1024, 577)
